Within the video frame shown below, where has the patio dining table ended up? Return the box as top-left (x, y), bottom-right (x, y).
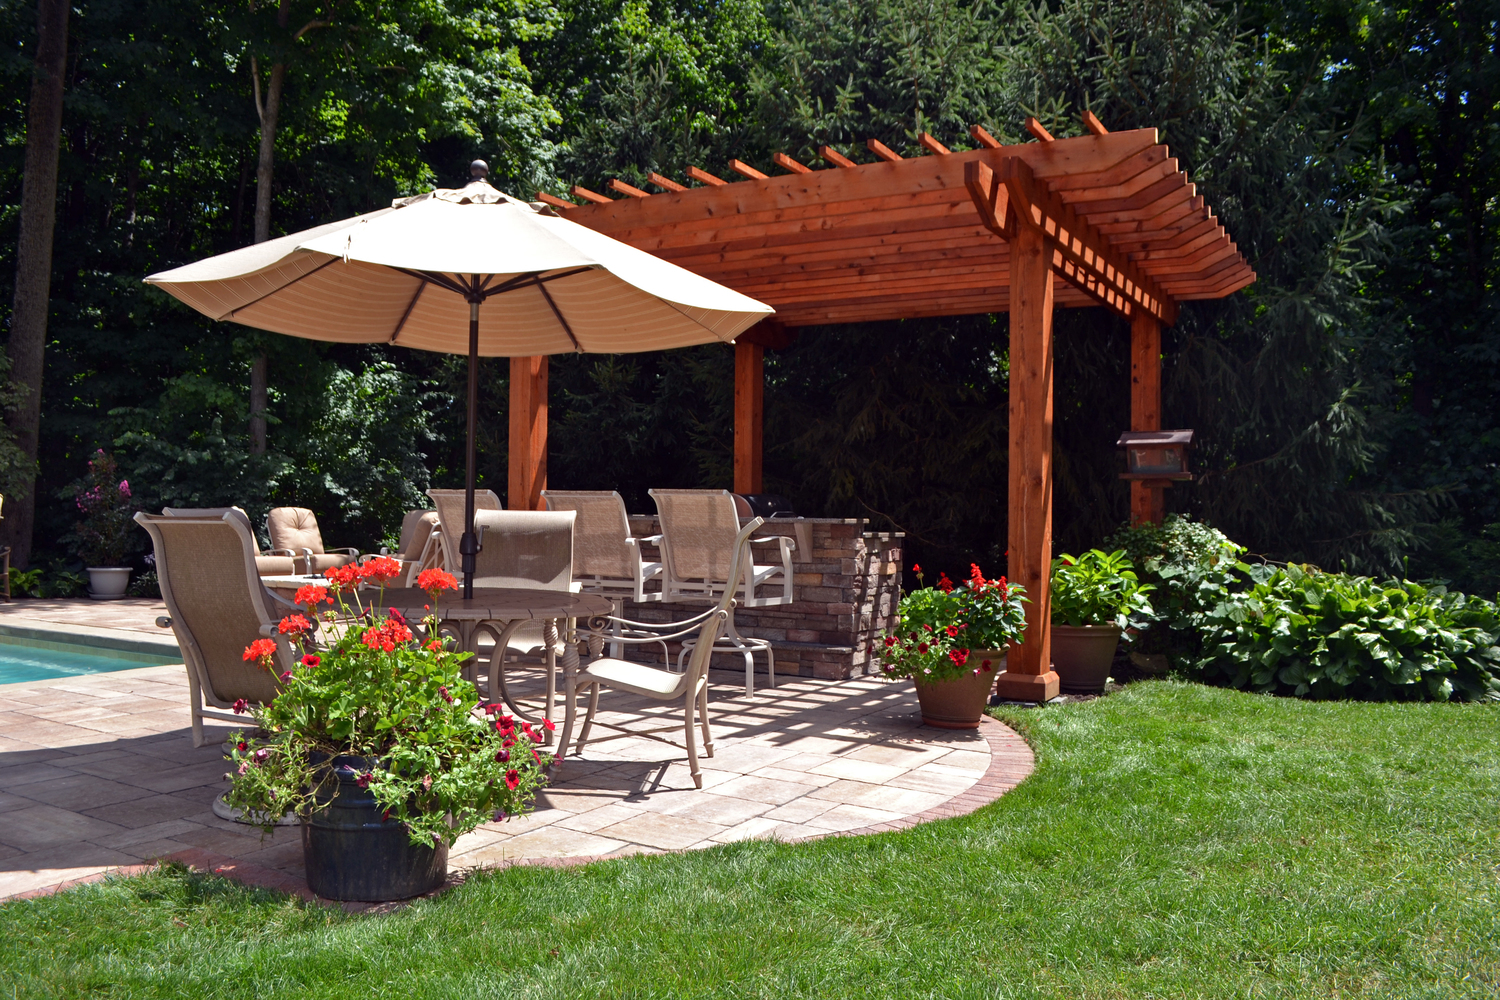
top-left (377, 587), bottom-right (613, 741)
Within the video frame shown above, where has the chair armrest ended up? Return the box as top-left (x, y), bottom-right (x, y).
top-left (631, 534), bottom-right (663, 545)
top-left (749, 535), bottom-right (797, 553)
top-left (264, 548), bottom-right (296, 557)
top-left (331, 547), bottom-right (361, 557)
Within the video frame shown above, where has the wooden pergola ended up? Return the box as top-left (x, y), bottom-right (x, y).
top-left (512, 114), bottom-right (1254, 701)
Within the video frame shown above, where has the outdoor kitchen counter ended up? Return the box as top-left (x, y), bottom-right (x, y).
top-left (622, 516), bottom-right (904, 680)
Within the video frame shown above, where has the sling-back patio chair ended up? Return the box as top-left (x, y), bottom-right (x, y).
top-left (364, 509), bottom-right (442, 587)
top-left (649, 489), bottom-right (795, 697)
top-left (540, 490), bottom-right (663, 603)
top-left (556, 517), bottom-right (765, 788)
top-left (468, 508), bottom-right (577, 736)
top-left (136, 511), bottom-right (299, 746)
top-left (426, 488), bottom-right (502, 570)
top-left (266, 507), bottom-right (361, 575)
top-left (162, 506), bottom-right (299, 577)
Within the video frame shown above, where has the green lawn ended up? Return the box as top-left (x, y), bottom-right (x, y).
top-left (3, 681), bottom-right (1496, 998)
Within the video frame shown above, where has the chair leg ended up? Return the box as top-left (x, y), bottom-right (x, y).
top-left (578, 682), bottom-right (601, 751)
top-left (698, 683), bottom-right (714, 758)
top-left (683, 694), bottom-right (702, 789)
top-left (186, 668), bottom-right (206, 748)
top-left (765, 643), bottom-right (775, 690)
top-left (557, 677), bottom-right (579, 759)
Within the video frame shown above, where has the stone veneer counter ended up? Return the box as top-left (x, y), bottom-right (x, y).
top-left (624, 516), bottom-right (903, 680)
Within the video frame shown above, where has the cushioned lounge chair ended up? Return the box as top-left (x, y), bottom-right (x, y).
top-left (364, 509), bottom-right (442, 586)
top-left (266, 507), bottom-right (360, 575)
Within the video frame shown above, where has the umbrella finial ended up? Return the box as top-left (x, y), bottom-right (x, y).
top-left (470, 160), bottom-right (489, 181)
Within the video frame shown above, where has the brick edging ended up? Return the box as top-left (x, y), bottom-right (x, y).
top-left (832, 715), bottom-right (1035, 837)
top-left (5, 718), bottom-right (1033, 909)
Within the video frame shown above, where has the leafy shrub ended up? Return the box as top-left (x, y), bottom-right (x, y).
top-left (62, 450), bottom-right (136, 567)
top-left (1107, 515), bottom-right (1251, 661)
top-left (127, 570), bottom-right (161, 599)
top-left (1050, 549), bottom-right (1153, 628)
top-left (1196, 564), bottom-right (1500, 702)
top-left (7, 567), bottom-right (43, 598)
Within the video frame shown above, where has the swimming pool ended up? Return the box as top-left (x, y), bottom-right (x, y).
top-left (0, 633), bottom-right (181, 685)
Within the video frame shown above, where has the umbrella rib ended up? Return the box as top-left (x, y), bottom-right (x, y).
top-left (395, 268), bottom-right (469, 298)
top-left (224, 256), bottom-right (339, 320)
top-left (536, 281), bottom-right (583, 352)
top-left (389, 279), bottom-right (427, 345)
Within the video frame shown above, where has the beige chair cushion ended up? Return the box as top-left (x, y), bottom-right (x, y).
top-left (255, 554), bottom-right (296, 576)
top-left (397, 510), bottom-right (439, 560)
top-left (267, 507), bottom-right (325, 554)
top-left (305, 552), bottom-right (356, 573)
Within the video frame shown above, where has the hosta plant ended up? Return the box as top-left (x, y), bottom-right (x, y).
top-left (881, 564), bottom-right (1028, 682)
top-left (1196, 563), bottom-right (1500, 702)
top-left (223, 561), bottom-right (550, 846)
top-left (1050, 549), bottom-right (1154, 628)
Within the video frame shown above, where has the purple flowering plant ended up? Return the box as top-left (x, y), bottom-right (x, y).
top-left (65, 449), bottom-right (135, 567)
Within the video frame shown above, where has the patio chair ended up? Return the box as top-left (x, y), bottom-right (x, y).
top-left (540, 490), bottom-right (663, 603)
top-left (649, 489), bottom-right (795, 607)
top-left (556, 517), bottom-right (765, 788)
top-left (469, 508), bottom-right (577, 734)
top-left (162, 506), bottom-right (298, 577)
top-left (426, 488), bottom-right (502, 570)
top-left (266, 507), bottom-right (360, 575)
top-left (649, 489), bottom-right (795, 697)
top-left (362, 509), bottom-right (442, 587)
top-left (541, 489), bottom-right (663, 658)
top-left (136, 511), bottom-right (298, 746)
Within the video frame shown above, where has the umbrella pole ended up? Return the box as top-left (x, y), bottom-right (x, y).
top-left (461, 298), bottom-right (479, 599)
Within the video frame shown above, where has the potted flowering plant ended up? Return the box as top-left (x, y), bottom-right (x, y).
top-left (881, 564), bottom-right (1028, 728)
top-left (223, 561), bottom-right (550, 902)
top-left (1049, 549), bottom-right (1154, 694)
top-left (65, 449), bottom-right (135, 599)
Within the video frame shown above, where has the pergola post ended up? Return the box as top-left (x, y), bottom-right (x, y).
top-left (508, 355), bottom-right (548, 511)
top-left (995, 222), bottom-right (1061, 702)
top-left (1129, 313), bottom-right (1165, 525)
top-left (734, 340), bottom-right (764, 494)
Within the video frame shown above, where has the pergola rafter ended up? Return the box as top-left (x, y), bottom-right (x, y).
top-left (508, 117), bottom-right (1254, 701)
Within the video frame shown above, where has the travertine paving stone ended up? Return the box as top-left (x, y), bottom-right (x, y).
top-left (2, 600), bottom-right (1032, 903)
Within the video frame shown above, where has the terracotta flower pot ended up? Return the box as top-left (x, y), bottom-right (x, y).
top-left (1050, 624), bottom-right (1121, 694)
top-left (913, 657), bottom-right (1001, 729)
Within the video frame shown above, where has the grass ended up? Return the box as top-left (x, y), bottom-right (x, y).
top-left (2, 681), bottom-right (1496, 999)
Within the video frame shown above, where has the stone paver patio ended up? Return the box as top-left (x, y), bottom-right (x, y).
top-left (0, 601), bottom-right (1032, 906)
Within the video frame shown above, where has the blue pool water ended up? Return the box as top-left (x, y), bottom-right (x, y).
top-left (0, 635), bottom-right (180, 685)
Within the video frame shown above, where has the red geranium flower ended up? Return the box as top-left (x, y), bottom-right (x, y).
top-left (294, 584), bottom-right (331, 608)
top-left (946, 625), bottom-right (959, 638)
top-left (302, 654), bottom-right (320, 668)
top-left (323, 563), bottom-right (362, 593)
top-left (505, 769), bottom-right (520, 790)
top-left (277, 613), bottom-right (313, 636)
top-left (360, 555), bottom-right (404, 585)
top-left (416, 567), bottom-right (458, 599)
top-left (242, 638), bottom-right (277, 670)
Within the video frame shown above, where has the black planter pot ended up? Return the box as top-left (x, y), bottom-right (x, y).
top-left (302, 754), bottom-right (447, 902)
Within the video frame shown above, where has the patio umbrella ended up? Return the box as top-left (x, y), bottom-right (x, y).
top-left (145, 162), bottom-right (774, 596)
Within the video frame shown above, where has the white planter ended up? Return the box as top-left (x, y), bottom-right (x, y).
top-left (87, 566), bottom-right (132, 600)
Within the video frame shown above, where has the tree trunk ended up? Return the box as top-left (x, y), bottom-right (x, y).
top-left (252, 59), bottom-right (284, 244)
top-left (249, 353), bottom-right (268, 454)
top-left (4, 0), bottom-right (70, 569)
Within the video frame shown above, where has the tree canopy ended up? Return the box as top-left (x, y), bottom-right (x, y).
top-left (1, 0), bottom-right (1496, 597)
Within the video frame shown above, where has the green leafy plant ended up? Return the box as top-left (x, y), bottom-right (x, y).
top-left (880, 565), bottom-right (1026, 682)
top-left (127, 570), bottom-right (161, 599)
top-left (1107, 515), bottom-right (1252, 661)
top-left (43, 570), bottom-right (88, 599)
top-left (1050, 549), bottom-right (1154, 628)
top-left (1196, 564), bottom-right (1500, 702)
top-left (7, 567), bottom-right (43, 597)
top-left (62, 450), bottom-right (135, 567)
top-left (224, 563), bottom-right (550, 847)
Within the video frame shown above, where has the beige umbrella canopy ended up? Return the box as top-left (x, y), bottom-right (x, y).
top-left (145, 163), bottom-right (775, 594)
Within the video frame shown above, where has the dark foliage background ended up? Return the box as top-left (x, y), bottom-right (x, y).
top-left (1, 0), bottom-right (1496, 596)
